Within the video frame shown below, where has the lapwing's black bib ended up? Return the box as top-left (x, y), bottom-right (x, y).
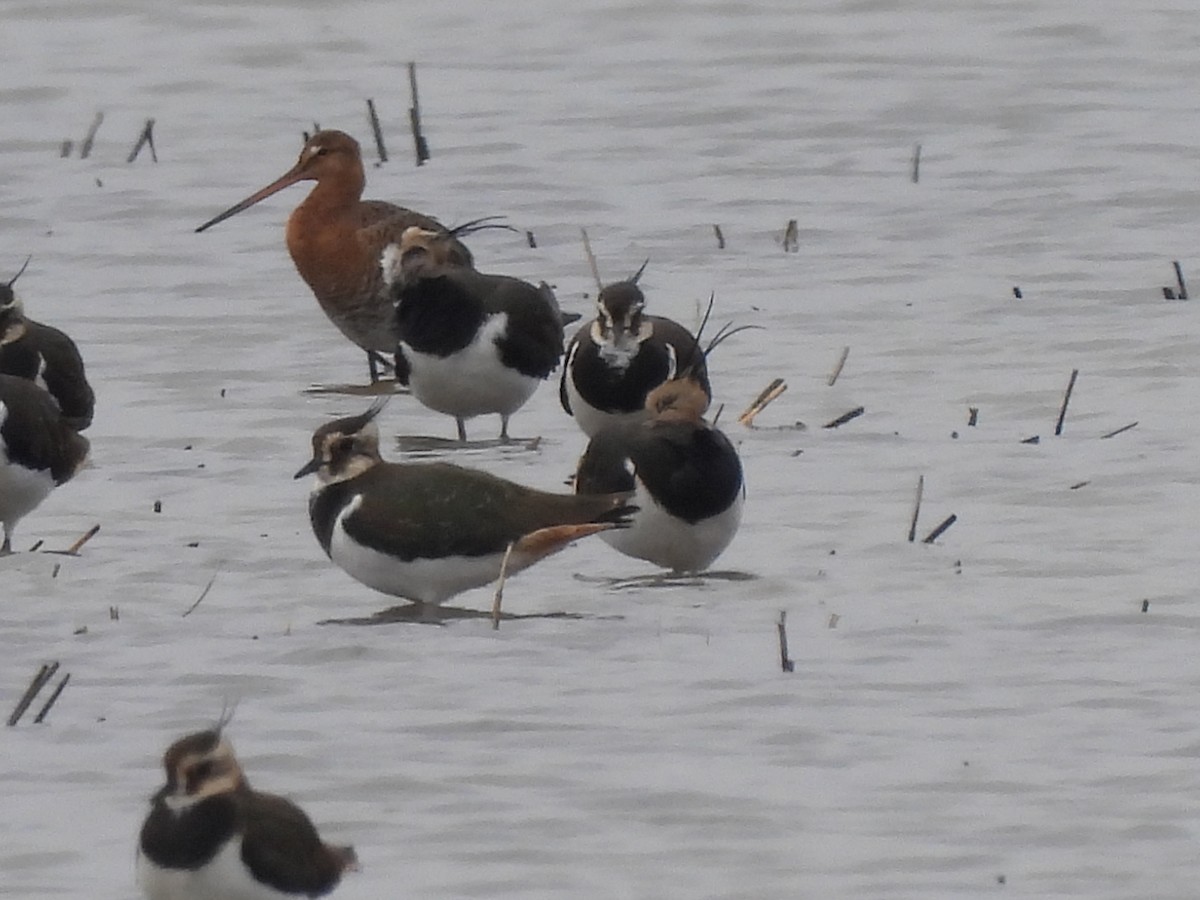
top-left (297, 399), bottom-right (633, 607)
top-left (0, 374), bottom-right (90, 553)
top-left (575, 379), bottom-right (743, 573)
top-left (138, 728), bottom-right (356, 900)
top-left (561, 280), bottom-right (710, 437)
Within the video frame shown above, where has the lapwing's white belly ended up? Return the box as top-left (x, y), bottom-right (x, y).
top-left (600, 479), bottom-right (743, 573)
top-left (329, 496), bottom-right (507, 605)
top-left (402, 315), bottom-right (539, 419)
top-left (0, 455), bottom-right (55, 533)
top-left (137, 838), bottom-right (283, 900)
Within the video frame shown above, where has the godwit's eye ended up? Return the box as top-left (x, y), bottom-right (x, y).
top-left (313, 146), bottom-right (329, 157)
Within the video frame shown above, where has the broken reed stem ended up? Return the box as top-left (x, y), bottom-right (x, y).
top-left (1054, 368), bottom-right (1079, 436)
top-left (922, 513), bottom-right (957, 544)
top-left (827, 346), bottom-right (850, 386)
top-left (64, 524), bottom-right (100, 555)
top-left (737, 378), bottom-right (787, 426)
top-left (1173, 261), bottom-right (1188, 300)
top-left (713, 224), bottom-right (725, 249)
top-left (777, 610), bottom-right (794, 673)
top-left (407, 62), bottom-right (430, 165)
top-left (8, 662), bottom-right (59, 726)
top-left (823, 406), bottom-right (865, 429)
top-left (491, 542), bottom-right (515, 630)
top-left (365, 98), bottom-right (388, 163)
top-left (126, 118), bottom-right (157, 163)
top-left (911, 142), bottom-right (922, 183)
top-left (80, 112), bottom-right (104, 159)
top-left (525, 230), bottom-right (537, 248)
top-left (32, 673), bottom-right (71, 724)
top-left (1101, 421), bottom-right (1138, 439)
top-left (782, 219), bottom-right (799, 252)
top-left (580, 227), bottom-right (603, 291)
top-left (181, 573), bottom-right (218, 618)
top-left (907, 474), bottom-right (924, 543)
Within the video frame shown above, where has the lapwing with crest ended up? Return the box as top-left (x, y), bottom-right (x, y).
top-left (138, 718), bottom-right (357, 900)
top-left (560, 261), bottom-right (712, 437)
top-left (382, 223), bottom-right (575, 442)
top-left (296, 398), bottom-right (634, 614)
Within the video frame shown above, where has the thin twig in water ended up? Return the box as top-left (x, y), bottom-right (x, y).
top-left (366, 98), bottom-right (388, 163)
top-left (1054, 369), bottom-right (1079, 436)
top-left (32, 674), bottom-right (71, 724)
top-left (65, 524), bottom-right (99, 555)
top-left (182, 573), bottom-right (218, 618)
top-left (407, 62), bottom-right (430, 165)
top-left (1101, 421), bottom-right (1138, 439)
top-left (827, 346), bottom-right (850, 386)
top-left (1173, 261), bottom-right (1188, 300)
top-left (782, 219), bottom-right (799, 252)
top-left (491, 542), bottom-right (515, 630)
top-left (8, 662), bottom-right (59, 726)
top-left (579, 228), bottom-right (602, 291)
top-left (823, 406), bottom-right (865, 429)
top-left (738, 378), bottom-right (787, 426)
top-left (80, 112), bottom-right (104, 159)
top-left (911, 142), bottom-right (921, 183)
top-left (525, 230), bottom-right (537, 249)
top-left (922, 514), bottom-right (957, 544)
top-left (907, 474), bottom-right (924, 543)
top-left (713, 224), bottom-right (725, 249)
top-left (126, 119), bottom-right (157, 163)
top-left (777, 610), bottom-right (794, 672)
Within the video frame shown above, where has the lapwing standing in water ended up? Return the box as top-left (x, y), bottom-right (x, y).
top-left (0, 374), bottom-right (90, 555)
top-left (382, 225), bottom-right (571, 442)
top-left (138, 726), bottom-right (357, 900)
top-left (574, 376), bottom-right (744, 573)
top-left (195, 130), bottom-right (473, 382)
top-left (560, 265), bottom-right (711, 437)
top-left (0, 257), bottom-right (95, 430)
top-left (295, 399), bottom-right (633, 610)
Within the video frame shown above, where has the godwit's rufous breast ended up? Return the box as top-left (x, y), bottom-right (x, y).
top-left (195, 130), bottom-right (472, 381)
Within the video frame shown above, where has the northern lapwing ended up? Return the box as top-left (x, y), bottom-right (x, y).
top-left (560, 265), bottom-right (711, 437)
top-left (295, 399), bottom-right (633, 609)
top-left (138, 727), bottom-right (357, 900)
top-left (574, 376), bottom-right (743, 573)
top-left (0, 258), bottom-right (95, 431)
top-left (0, 374), bottom-right (90, 555)
top-left (195, 130), bottom-right (473, 382)
top-left (382, 225), bottom-right (570, 442)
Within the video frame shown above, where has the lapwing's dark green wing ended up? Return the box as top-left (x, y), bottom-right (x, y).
top-left (238, 791), bottom-right (346, 896)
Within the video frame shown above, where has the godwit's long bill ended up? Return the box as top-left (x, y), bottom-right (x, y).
top-left (194, 130), bottom-right (472, 382)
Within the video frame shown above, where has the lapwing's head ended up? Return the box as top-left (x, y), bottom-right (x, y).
top-left (381, 226), bottom-right (452, 289)
top-left (593, 262), bottom-right (653, 350)
top-left (158, 727), bottom-right (246, 810)
top-left (195, 130), bottom-right (364, 233)
top-left (0, 256), bottom-right (31, 346)
top-left (646, 377), bottom-right (711, 424)
top-left (295, 397), bottom-right (389, 484)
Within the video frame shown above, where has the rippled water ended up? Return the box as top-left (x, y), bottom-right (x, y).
top-left (4, 1), bottom-right (1200, 897)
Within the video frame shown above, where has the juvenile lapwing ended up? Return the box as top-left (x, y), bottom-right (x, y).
top-left (0, 374), bottom-right (90, 555)
top-left (296, 399), bottom-right (633, 610)
top-left (0, 258), bottom-right (95, 431)
top-left (575, 376), bottom-right (743, 573)
top-left (382, 225), bottom-right (570, 442)
top-left (560, 265), bottom-right (710, 437)
top-left (138, 726), bottom-right (356, 900)
top-left (195, 130), bottom-right (473, 382)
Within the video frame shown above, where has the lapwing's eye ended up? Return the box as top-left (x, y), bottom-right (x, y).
top-left (185, 760), bottom-right (215, 792)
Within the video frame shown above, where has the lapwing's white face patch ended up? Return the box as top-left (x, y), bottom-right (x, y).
top-left (380, 243), bottom-right (402, 290)
top-left (314, 423), bottom-right (381, 486)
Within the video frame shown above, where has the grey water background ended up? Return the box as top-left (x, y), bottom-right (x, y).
top-left (4, 0), bottom-right (1200, 896)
